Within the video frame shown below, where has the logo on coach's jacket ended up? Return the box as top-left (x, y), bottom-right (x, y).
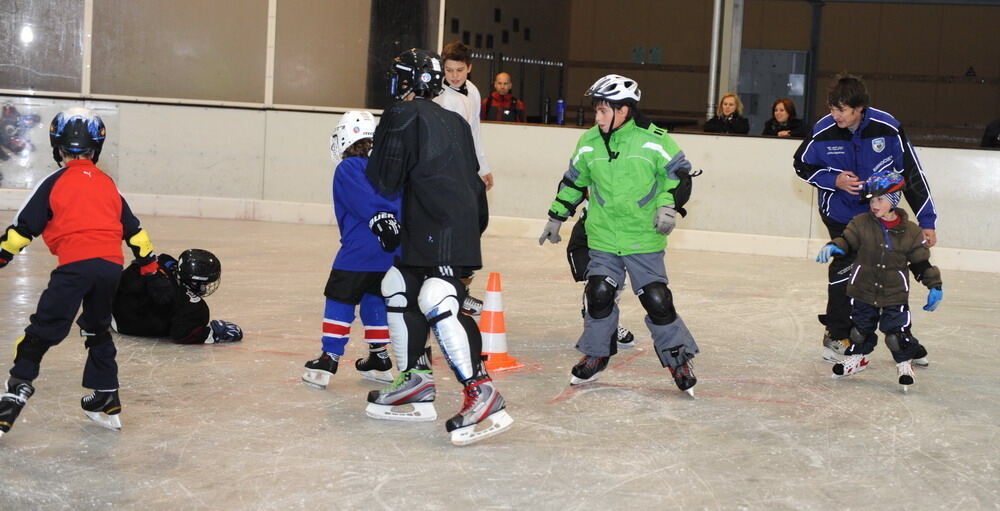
top-left (872, 137), bottom-right (886, 153)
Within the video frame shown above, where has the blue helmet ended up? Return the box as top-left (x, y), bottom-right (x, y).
top-left (49, 107), bottom-right (106, 164)
top-left (863, 169), bottom-right (905, 200)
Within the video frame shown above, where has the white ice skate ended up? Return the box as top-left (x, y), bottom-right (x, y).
top-left (81, 390), bottom-right (122, 431)
top-left (822, 336), bottom-right (851, 364)
top-left (897, 360), bottom-right (914, 392)
top-left (365, 369), bottom-right (437, 422)
top-left (832, 354), bottom-right (869, 379)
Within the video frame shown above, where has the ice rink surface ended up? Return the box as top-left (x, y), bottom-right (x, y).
top-left (0, 215), bottom-right (997, 510)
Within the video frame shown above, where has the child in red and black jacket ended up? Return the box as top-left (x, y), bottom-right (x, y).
top-left (0, 108), bottom-right (161, 439)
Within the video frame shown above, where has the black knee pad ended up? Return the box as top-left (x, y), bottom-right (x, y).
top-left (83, 330), bottom-right (113, 349)
top-left (885, 330), bottom-right (917, 353)
top-left (14, 334), bottom-right (50, 365)
top-left (848, 327), bottom-right (872, 345)
top-left (638, 283), bottom-right (676, 325)
top-left (585, 275), bottom-right (618, 319)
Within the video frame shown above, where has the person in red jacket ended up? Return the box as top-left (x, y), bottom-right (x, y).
top-left (0, 107), bottom-right (161, 439)
top-left (481, 72), bottom-right (527, 123)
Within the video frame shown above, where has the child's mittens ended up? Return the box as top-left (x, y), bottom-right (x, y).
top-left (923, 287), bottom-right (942, 311)
top-left (815, 243), bottom-right (846, 263)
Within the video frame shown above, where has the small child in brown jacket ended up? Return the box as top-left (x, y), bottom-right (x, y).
top-left (815, 181), bottom-right (942, 391)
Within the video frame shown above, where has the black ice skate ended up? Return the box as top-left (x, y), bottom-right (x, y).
top-left (669, 360), bottom-right (697, 397)
top-left (570, 355), bottom-right (609, 385)
top-left (302, 352), bottom-right (338, 389)
top-left (355, 347), bottom-right (393, 383)
top-left (615, 326), bottom-right (636, 349)
top-left (446, 375), bottom-right (513, 446)
top-left (0, 378), bottom-right (35, 439)
top-left (897, 360), bottom-right (914, 392)
top-left (461, 295), bottom-right (484, 317)
top-left (81, 389), bottom-right (122, 430)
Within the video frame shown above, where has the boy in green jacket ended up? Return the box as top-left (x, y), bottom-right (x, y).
top-left (816, 170), bottom-right (942, 391)
top-left (539, 75), bottom-right (699, 395)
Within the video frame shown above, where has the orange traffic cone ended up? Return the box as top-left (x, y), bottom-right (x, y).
top-left (479, 272), bottom-right (523, 372)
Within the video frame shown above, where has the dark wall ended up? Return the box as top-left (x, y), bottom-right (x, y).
top-left (366, 0), bottom-right (431, 110)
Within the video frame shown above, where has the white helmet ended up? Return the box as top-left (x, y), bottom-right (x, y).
top-left (330, 110), bottom-right (377, 161)
top-left (585, 74), bottom-right (641, 104)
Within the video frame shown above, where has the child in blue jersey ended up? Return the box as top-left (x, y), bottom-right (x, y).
top-left (302, 111), bottom-right (402, 390)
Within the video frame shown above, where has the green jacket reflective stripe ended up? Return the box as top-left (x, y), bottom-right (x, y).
top-left (548, 118), bottom-right (692, 255)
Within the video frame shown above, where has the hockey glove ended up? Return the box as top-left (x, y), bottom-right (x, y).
top-left (654, 206), bottom-right (677, 235)
top-left (369, 212), bottom-right (401, 252)
top-left (923, 287), bottom-right (942, 312)
top-left (538, 218), bottom-right (563, 245)
top-left (209, 320), bottom-right (243, 343)
top-left (816, 244), bottom-right (846, 263)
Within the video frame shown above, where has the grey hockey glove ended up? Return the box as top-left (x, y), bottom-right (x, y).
top-left (369, 211), bottom-right (401, 252)
top-left (538, 218), bottom-right (564, 245)
top-left (209, 320), bottom-right (243, 343)
top-left (654, 206), bottom-right (676, 235)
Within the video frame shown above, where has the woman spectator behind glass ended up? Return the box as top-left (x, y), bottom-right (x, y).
top-left (762, 98), bottom-right (809, 138)
top-left (704, 93), bottom-right (750, 134)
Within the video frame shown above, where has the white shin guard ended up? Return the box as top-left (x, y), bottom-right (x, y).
top-left (419, 278), bottom-right (474, 381)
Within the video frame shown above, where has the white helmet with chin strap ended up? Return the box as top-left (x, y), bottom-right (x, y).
top-left (330, 110), bottom-right (377, 161)
top-left (585, 74), bottom-right (641, 105)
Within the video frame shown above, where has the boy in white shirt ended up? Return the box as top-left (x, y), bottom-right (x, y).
top-left (434, 41), bottom-right (494, 191)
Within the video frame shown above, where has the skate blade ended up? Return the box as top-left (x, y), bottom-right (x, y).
top-left (822, 348), bottom-right (842, 364)
top-left (569, 374), bottom-right (600, 386)
top-left (617, 341), bottom-right (636, 350)
top-left (912, 357), bottom-right (929, 368)
top-left (302, 370), bottom-right (331, 389)
top-left (684, 388), bottom-right (695, 398)
top-left (358, 370), bottom-right (394, 384)
top-left (450, 410), bottom-right (514, 446)
top-left (365, 402), bottom-right (437, 422)
top-left (900, 385), bottom-right (909, 393)
top-left (85, 411), bottom-right (122, 431)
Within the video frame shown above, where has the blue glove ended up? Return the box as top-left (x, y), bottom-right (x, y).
top-left (923, 288), bottom-right (942, 311)
top-left (209, 320), bottom-right (243, 343)
top-left (815, 244), bottom-right (846, 263)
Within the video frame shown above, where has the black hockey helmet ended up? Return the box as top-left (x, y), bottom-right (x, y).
top-left (176, 249), bottom-right (221, 297)
top-left (49, 107), bottom-right (106, 164)
top-left (387, 48), bottom-right (444, 100)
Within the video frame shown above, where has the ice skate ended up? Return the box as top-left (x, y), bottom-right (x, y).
top-left (446, 375), bottom-right (513, 446)
top-left (570, 355), bottom-right (609, 385)
top-left (669, 360), bottom-right (697, 397)
top-left (822, 331), bottom-right (850, 363)
top-left (355, 347), bottom-right (393, 383)
top-left (0, 378), bottom-right (35, 439)
top-left (461, 294), bottom-right (483, 317)
top-left (365, 368), bottom-right (437, 421)
top-left (81, 389), bottom-right (122, 430)
top-left (911, 344), bottom-right (929, 367)
top-left (897, 360), bottom-right (914, 392)
top-left (832, 354), bottom-right (869, 378)
top-left (302, 352), bottom-right (338, 389)
top-left (615, 326), bottom-right (636, 349)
